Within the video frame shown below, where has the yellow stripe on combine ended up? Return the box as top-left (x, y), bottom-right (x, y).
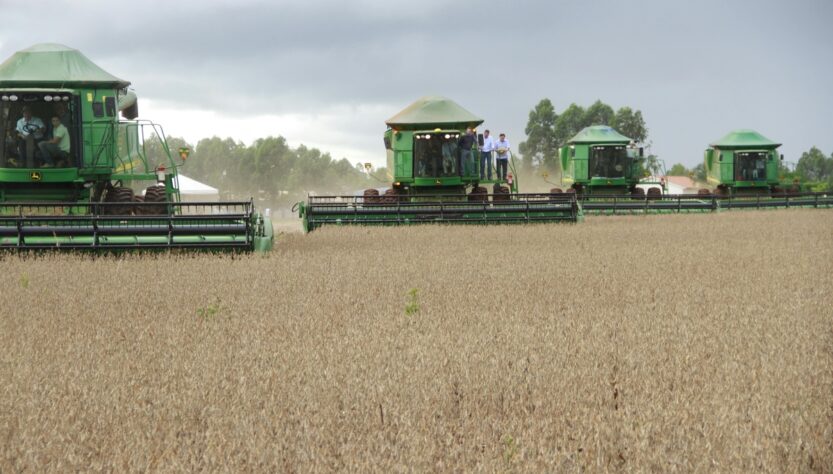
top-left (113, 159), bottom-right (143, 173)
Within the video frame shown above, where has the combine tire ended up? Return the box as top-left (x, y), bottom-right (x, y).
top-left (132, 195), bottom-right (145, 214)
top-left (468, 186), bottom-right (488, 202)
top-left (647, 187), bottom-right (662, 200)
top-left (697, 188), bottom-right (711, 196)
top-left (631, 188), bottom-right (645, 199)
top-left (492, 185), bottom-right (510, 202)
top-left (143, 185), bottom-right (168, 215)
top-left (550, 187), bottom-right (563, 194)
top-left (103, 186), bottom-right (135, 215)
top-left (363, 188), bottom-right (380, 205)
top-left (382, 188), bottom-right (401, 204)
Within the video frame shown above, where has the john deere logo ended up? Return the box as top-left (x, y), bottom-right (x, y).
top-left (30, 171), bottom-right (42, 182)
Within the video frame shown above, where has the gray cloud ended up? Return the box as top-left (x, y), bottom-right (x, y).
top-left (1, 0), bottom-right (831, 167)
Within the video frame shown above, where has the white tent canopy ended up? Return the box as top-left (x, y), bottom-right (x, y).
top-left (174, 174), bottom-right (219, 202)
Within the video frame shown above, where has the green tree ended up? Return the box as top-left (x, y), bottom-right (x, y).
top-left (795, 146), bottom-right (832, 182)
top-left (638, 154), bottom-right (664, 178)
top-left (518, 99), bottom-right (559, 172)
top-left (141, 134), bottom-right (192, 171)
top-left (553, 103), bottom-right (586, 148)
top-left (611, 107), bottom-right (648, 143)
top-left (692, 163), bottom-right (707, 182)
top-left (582, 100), bottom-right (615, 127)
top-left (668, 163), bottom-right (688, 176)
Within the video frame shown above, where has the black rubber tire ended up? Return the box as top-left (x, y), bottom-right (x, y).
top-left (468, 186), bottom-right (488, 202)
top-left (143, 185), bottom-right (168, 215)
top-left (492, 186), bottom-right (510, 202)
top-left (382, 188), bottom-right (401, 204)
top-left (104, 186), bottom-right (135, 215)
top-left (363, 188), bottom-right (380, 205)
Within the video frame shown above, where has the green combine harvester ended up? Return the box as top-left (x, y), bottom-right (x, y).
top-left (297, 96), bottom-right (580, 231)
top-left (557, 125), bottom-right (832, 214)
top-left (558, 125), bottom-right (647, 196)
top-left (704, 129), bottom-right (786, 195)
top-left (0, 44), bottom-right (272, 251)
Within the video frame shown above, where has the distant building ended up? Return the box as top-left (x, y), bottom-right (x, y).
top-left (637, 175), bottom-right (700, 195)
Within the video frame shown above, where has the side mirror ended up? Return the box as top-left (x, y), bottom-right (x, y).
top-left (639, 147), bottom-right (644, 158)
top-left (478, 134), bottom-right (484, 146)
top-left (383, 137), bottom-right (392, 150)
top-left (780, 154), bottom-right (784, 161)
top-left (178, 147), bottom-right (191, 162)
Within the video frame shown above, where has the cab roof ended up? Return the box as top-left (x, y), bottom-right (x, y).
top-left (568, 125), bottom-right (631, 145)
top-left (0, 43), bottom-right (130, 89)
top-left (710, 129), bottom-right (781, 149)
top-left (385, 96), bottom-right (483, 130)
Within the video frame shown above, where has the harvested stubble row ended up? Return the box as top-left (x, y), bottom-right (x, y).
top-left (1, 210), bottom-right (831, 471)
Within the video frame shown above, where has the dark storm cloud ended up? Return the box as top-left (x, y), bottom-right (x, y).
top-left (1, 0), bottom-right (831, 166)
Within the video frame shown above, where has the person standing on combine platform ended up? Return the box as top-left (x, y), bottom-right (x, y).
top-left (479, 129), bottom-right (495, 180)
top-left (495, 133), bottom-right (511, 180)
top-left (458, 127), bottom-right (476, 177)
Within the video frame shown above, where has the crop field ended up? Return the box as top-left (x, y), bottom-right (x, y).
top-left (1, 210), bottom-right (831, 471)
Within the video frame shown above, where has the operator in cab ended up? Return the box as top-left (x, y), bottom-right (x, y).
top-left (38, 115), bottom-right (71, 167)
top-left (16, 106), bottom-right (45, 165)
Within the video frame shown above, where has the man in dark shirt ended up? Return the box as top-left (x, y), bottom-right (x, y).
top-left (458, 128), bottom-right (476, 177)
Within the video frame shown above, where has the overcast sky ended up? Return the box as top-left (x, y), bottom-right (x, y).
top-left (2, 0), bottom-right (831, 169)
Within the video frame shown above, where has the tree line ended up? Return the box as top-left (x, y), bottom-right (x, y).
top-left (144, 135), bottom-right (380, 209)
top-left (518, 99), bottom-right (650, 173)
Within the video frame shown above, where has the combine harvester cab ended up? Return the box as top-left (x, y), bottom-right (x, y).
top-left (298, 96), bottom-right (580, 231)
top-left (559, 125), bottom-right (645, 197)
top-left (0, 44), bottom-right (273, 251)
top-left (705, 129), bottom-right (783, 196)
top-left (557, 125), bottom-right (683, 214)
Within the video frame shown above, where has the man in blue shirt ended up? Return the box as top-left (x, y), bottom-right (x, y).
top-left (495, 133), bottom-right (511, 180)
top-left (479, 129), bottom-right (495, 180)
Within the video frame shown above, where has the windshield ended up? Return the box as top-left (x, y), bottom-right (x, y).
top-left (734, 151), bottom-right (767, 181)
top-left (589, 145), bottom-right (629, 178)
top-left (1, 92), bottom-right (78, 169)
top-left (413, 132), bottom-right (460, 178)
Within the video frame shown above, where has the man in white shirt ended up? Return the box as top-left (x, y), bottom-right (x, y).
top-left (38, 116), bottom-right (71, 167)
top-left (495, 133), bottom-right (511, 180)
top-left (479, 129), bottom-right (495, 180)
top-left (16, 106), bottom-right (45, 166)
